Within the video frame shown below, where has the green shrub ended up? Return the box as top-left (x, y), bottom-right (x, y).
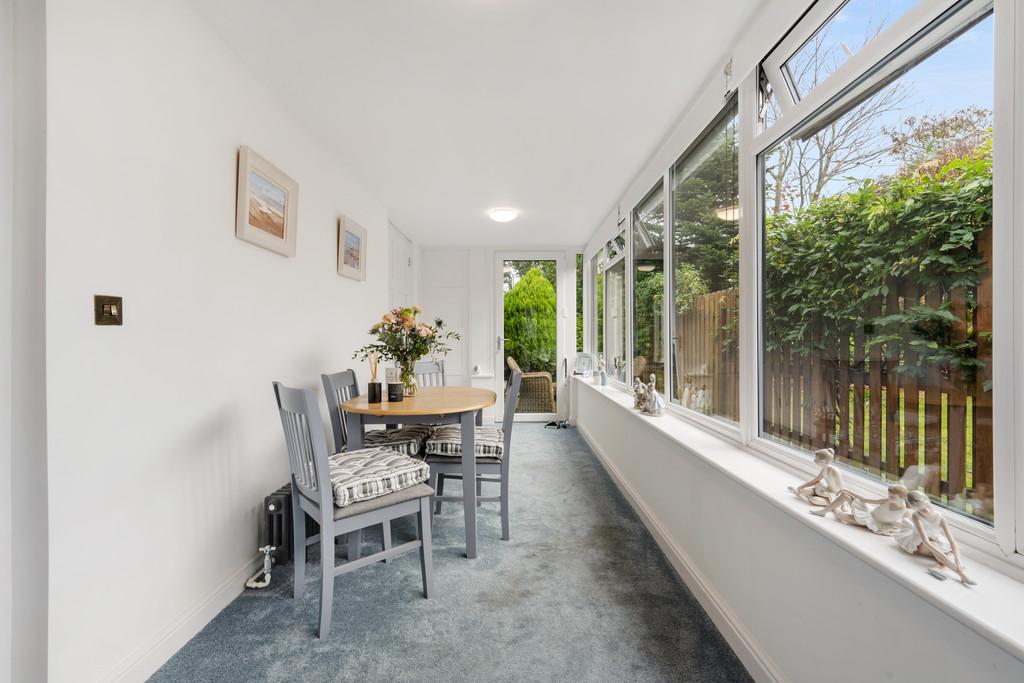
top-left (504, 267), bottom-right (557, 376)
top-left (765, 138), bottom-right (992, 382)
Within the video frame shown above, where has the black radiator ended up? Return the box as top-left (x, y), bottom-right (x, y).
top-left (262, 484), bottom-right (319, 565)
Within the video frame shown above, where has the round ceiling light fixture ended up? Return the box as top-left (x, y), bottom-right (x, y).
top-left (488, 207), bottom-right (519, 223)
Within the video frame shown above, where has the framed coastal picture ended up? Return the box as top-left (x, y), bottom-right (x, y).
top-left (235, 146), bottom-right (298, 256)
top-left (338, 216), bottom-right (367, 281)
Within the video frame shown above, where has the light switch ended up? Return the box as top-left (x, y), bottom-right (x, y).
top-left (94, 295), bottom-right (123, 326)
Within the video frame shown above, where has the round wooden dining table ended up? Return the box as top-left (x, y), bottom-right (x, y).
top-left (341, 387), bottom-right (497, 559)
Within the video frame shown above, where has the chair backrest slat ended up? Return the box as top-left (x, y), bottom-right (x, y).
top-left (414, 360), bottom-right (446, 388)
top-left (273, 382), bottom-right (333, 511)
top-left (321, 370), bottom-right (359, 453)
top-left (502, 370), bottom-right (522, 457)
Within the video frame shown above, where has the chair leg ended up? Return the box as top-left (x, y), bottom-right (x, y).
top-left (318, 527), bottom-right (336, 638)
top-left (381, 521), bottom-right (393, 563)
top-left (348, 529), bottom-right (362, 560)
top-left (434, 473), bottom-right (445, 515)
top-left (500, 473), bottom-right (510, 541)
top-left (477, 477), bottom-right (483, 507)
top-left (428, 470), bottom-right (439, 514)
top-left (292, 493), bottom-right (306, 599)
top-left (417, 497), bottom-right (434, 598)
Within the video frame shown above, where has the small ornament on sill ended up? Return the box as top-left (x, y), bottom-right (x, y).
top-left (810, 484), bottom-right (909, 536)
top-left (788, 447), bottom-right (845, 507)
top-left (633, 376), bottom-right (646, 410)
top-left (641, 374), bottom-right (665, 417)
top-left (895, 491), bottom-right (976, 586)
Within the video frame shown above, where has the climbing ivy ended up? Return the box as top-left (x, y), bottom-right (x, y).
top-left (764, 138), bottom-right (992, 383)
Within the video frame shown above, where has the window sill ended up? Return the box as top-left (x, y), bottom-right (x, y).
top-left (573, 377), bottom-right (1024, 665)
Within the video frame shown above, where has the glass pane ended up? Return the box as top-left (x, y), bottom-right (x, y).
top-left (591, 251), bottom-right (605, 356)
top-left (671, 103), bottom-right (740, 422)
top-left (633, 185), bottom-right (665, 392)
top-left (605, 258), bottom-right (628, 383)
top-left (503, 260), bottom-right (558, 414)
top-left (762, 16), bottom-right (994, 523)
top-left (575, 254), bottom-right (584, 352)
top-left (785, 0), bottom-right (920, 99)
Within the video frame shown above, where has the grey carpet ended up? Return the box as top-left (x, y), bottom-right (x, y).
top-left (151, 424), bottom-right (752, 683)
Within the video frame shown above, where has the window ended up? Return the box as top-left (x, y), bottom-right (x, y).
top-left (576, 254), bottom-right (584, 353)
top-left (670, 102), bottom-right (739, 422)
top-left (784, 0), bottom-right (921, 99)
top-left (590, 251), bottom-right (605, 358)
top-left (760, 13), bottom-right (995, 523)
top-left (633, 184), bottom-right (665, 391)
top-left (604, 233), bottom-right (628, 383)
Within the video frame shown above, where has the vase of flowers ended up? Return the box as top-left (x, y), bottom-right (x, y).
top-left (354, 306), bottom-right (460, 397)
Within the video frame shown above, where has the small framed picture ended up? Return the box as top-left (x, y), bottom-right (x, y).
top-left (338, 216), bottom-right (367, 280)
top-left (235, 146), bottom-right (298, 257)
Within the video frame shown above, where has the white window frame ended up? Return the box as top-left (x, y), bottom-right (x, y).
top-left (630, 180), bottom-right (667, 393)
top-left (752, 0), bottom-right (1020, 562)
top-left (581, 0), bottom-right (1022, 567)
top-left (661, 98), bottom-right (744, 443)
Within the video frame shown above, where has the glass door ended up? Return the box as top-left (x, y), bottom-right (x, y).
top-left (495, 252), bottom-right (570, 422)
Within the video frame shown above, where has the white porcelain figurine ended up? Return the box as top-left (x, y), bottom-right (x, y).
top-left (633, 377), bottom-right (646, 410)
top-left (810, 484), bottom-right (909, 536)
top-left (641, 374), bottom-right (665, 417)
top-left (895, 491), bottom-right (975, 586)
top-left (788, 447), bottom-right (844, 507)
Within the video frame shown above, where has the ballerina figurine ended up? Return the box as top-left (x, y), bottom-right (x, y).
top-left (810, 484), bottom-right (909, 535)
top-left (788, 447), bottom-right (844, 507)
top-left (895, 491), bottom-right (975, 586)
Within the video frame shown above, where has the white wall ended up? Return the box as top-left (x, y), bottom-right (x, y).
top-left (575, 383), bottom-right (1024, 683)
top-left (0, 4), bottom-right (13, 679)
top-left (5, 0), bottom-right (48, 680)
top-left (44, 0), bottom-right (391, 680)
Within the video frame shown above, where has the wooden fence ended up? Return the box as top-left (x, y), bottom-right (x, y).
top-left (673, 289), bottom-right (740, 422)
top-left (672, 268), bottom-right (993, 521)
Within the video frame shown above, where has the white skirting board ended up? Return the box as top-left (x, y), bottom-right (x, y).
top-left (578, 424), bottom-right (787, 683)
top-left (103, 555), bottom-right (263, 683)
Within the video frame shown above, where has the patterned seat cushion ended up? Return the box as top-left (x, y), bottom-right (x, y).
top-left (363, 425), bottom-right (433, 456)
top-left (424, 425), bottom-right (504, 459)
top-left (328, 447), bottom-right (430, 508)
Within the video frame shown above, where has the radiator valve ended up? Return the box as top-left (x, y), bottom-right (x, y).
top-left (245, 545), bottom-right (276, 589)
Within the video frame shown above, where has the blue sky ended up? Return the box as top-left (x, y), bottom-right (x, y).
top-left (771, 4), bottom-right (994, 203)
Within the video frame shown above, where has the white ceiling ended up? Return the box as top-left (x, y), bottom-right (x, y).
top-left (185, 0), bottom-right (762, 247)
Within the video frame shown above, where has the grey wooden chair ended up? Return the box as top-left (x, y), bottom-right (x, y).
top-left (273, 382), bottom-right (434, 638)
top-left (425, 371), bottom-right (521, 540)
top-left (322, 369), bottom-right (434, 562)
top-left (414, 359), bottom-right (446, 388)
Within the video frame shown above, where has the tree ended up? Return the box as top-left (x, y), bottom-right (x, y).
top-left (503, 267), bottom-right (557, 376)
top-left (672, 116), bottom-right (739, 293)
top-left (504, 260), bottom-right (556, 292)
top-left (883, 106), bottom-right (992, 175)
top-left (764, 16), bottom-right (911, 215)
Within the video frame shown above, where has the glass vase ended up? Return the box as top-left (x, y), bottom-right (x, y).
top-left (400, 361), bottom-right (418, 397)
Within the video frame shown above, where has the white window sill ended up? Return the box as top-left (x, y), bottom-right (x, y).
top-left (574, 377), bottom-right (1024, 664)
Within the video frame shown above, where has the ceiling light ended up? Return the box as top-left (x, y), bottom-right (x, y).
top-left (488, 208), bottom-right (519, 223)
top-left (637, 264), bottom-right (657, 272)
top-left (715, 205), bottom-right (739, 222)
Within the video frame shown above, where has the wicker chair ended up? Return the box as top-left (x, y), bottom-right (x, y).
top-left (506, 356), bottom-right (555, 413)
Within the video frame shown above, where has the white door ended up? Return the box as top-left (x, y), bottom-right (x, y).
top-left (494, 251), bottom-right (574, 422)
top-left (388, 224), bottom-right (413, 308)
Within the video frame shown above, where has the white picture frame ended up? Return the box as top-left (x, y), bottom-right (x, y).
top-left (338, 215), bottom-right (367, 281)
top-left (235, 146), bottom-right (298, 257)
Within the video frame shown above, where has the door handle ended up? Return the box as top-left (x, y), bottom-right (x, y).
top-left (496, 336), bottom-right (503, 352)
